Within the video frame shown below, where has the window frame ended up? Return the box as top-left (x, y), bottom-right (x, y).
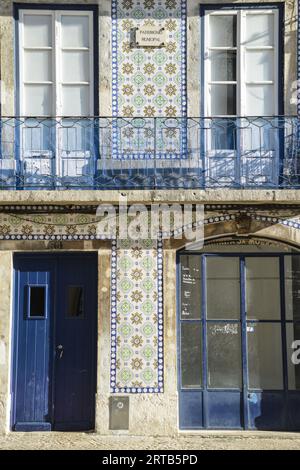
top-left (200, 3), bottom-right (284, 118)
top-left (178, 252), bottom-right (300, 394)
top-left (14, 3), bottom-right (99, 117)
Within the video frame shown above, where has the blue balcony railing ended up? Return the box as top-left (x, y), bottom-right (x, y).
top-left (0, 116), bottom-right (299, 189)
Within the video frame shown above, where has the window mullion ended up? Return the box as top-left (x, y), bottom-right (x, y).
top-left (239, 11), bottom-right (245, 117)
top-left (54, 11), bottom-right (61, 179)
top-left (54, 11), bottom-right (61, 117)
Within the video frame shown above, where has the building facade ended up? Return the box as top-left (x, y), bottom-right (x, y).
top-left (0, 0), bottom-right (300, 435)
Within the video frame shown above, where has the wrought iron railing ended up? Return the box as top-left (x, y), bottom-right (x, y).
top-left (0, 116), bottom-right (299, 189)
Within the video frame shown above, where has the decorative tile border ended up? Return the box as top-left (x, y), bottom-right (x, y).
top-left (1, 207), bottom-right (300, 240)
top-left (1, 204), bottom-right (300, 240)
top-left (110, 236), bottom-right (163, 393)
top-left (0, 212), bottom-right (112, 240)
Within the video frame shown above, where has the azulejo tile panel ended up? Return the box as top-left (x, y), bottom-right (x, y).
top-left (111, 238), bottom-right (164, 393)
top-left (112, 0), bottom-right (187, 118)
top-left (111, 1), bottom-right (187, 158)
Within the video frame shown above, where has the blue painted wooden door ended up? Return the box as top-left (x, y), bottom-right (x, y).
top-left (178, 253), bottom-right (300, 431)
top-left (12, 253), bottom-right (97, 431)
top-left (53, 255), bottom-right (97, 431)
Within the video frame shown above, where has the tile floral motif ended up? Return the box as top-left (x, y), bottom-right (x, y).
top-left (111, 238), bottom-right (164, 393)
top-left (112, 0), bottom-right (187, 158)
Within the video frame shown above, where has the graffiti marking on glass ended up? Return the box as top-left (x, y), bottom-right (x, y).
top-left (291, 340), bottom-right (300, 365)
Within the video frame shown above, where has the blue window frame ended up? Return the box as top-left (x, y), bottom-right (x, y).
top-left (199, 3), bottom-right (285, 189)
top-left (178, 251), bottom-right (300, 430)
top-left (200, 2), bottom-right (284, 117)
top-left (13, 3), bottom-right (99, 117)
top-left (10, 4), bottom-right (99, 189)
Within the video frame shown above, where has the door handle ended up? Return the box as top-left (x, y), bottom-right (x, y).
top-left (56, 344), bottom-right (64, 359)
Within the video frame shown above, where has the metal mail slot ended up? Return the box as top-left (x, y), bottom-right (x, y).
top-left (109, 396), bottom-right (129, 430)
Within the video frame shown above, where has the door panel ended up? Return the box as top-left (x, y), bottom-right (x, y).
top-left (13, 257), bottom-right (54, 431)
top-left (179, 391), bottom-right (204, 430)
top-left (248, 392), bottom-right (286, 431)
top-left (207, 391), bottom-right (243, 429)
top-left (53, 255), bottom-right (97, 430)
top-left (12, 253), bottom-right (97, 432)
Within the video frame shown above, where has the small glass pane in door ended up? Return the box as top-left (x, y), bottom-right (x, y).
top-left (67, 286), bottom-right (84, 318)
top-left (246, 257), bottom-right (280, 320)
top-left (62, 51), bottom-right (90, 82)
top-left (211, 84), bottom-right (237, 116)
top-left (210, 15), bottom-right (237, 47)
top-left (181, 323), bottom-right (202, 388)
top-left (245, 85), bottom-right (274, 116)
top-left (207, 323), bottom-right (242, 388)
top-left (61, 86), bottom-right (90, 116)
top-left (246, 50), bottom-right (274, 82)
top-left (29, 286), bottom-right (46, 318)
top-left (180, 255), bottom-right (201, 320)
top-left (207, 257), bottom-right (240, 319)
top-left (245, 13), bottom-right (274, 47)
top-left (286, 323), bottom-right (300, 390)
top-left (211, 51), bottom-right (237, 81)
top-left (24, 50), bottom-right (52, 82)
top-left (24, 84), bottom-right (52, 116)
top-left (247, 323), bottom-right (283, 389)
top-left (61, 15), bottom-right (89, 48)
top-left (285, 256), bottom-right (300, 321)
top-left (23, 14), bottom-right (52, 47)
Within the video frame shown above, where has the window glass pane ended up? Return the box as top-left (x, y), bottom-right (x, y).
top-left (62, 51), bottom-right (90, 82)
top-left (211, 120), bottom-right (237, 150)
top-left (207, 323), bottom-right (242, 389)
top-left (210, 15), bottom-right (237, 47)
top-left (24, 84), bottom-right (52, 116)
top-left (286, 323), bottom-right (300, 390)
top-left (60, 120), bottom-right (91, 152)
top-left (241, 119), bottom-right (276, 152)
top-left (29, 286), bottom-right (45, 317)
top-left (180, 255), bottom-right (201, 320)
top-left (23, 14), bottom-right (52, 48)
top-left (247, 323), bottom-right (283, 389)
top-left (211, 51), bottom-right (236, 81)
top-left (245, 85), bottom-right (274, 115)
top-left (211, 84), bottom-right (236, 116)
top-left (24, 50), bottom-right (52, 82)
top-left (246, 257), bottom-right (280, 320)
top-left (285, 256), bottom-right (300, 321)
top-left (245, 13), bottom-right (274, 47)
top-left (246, 50), bottom-right (274, 82)
top-left (67, 286), bottom-right (84, 318)
top-left (61, 15), bottom-right (89, 48)
top-left (181, 323), bottom-right (202, 388)
top-left (207, 257), bottom-right (240, 319)
top-left (61, 85), bottom-right (89, 116)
